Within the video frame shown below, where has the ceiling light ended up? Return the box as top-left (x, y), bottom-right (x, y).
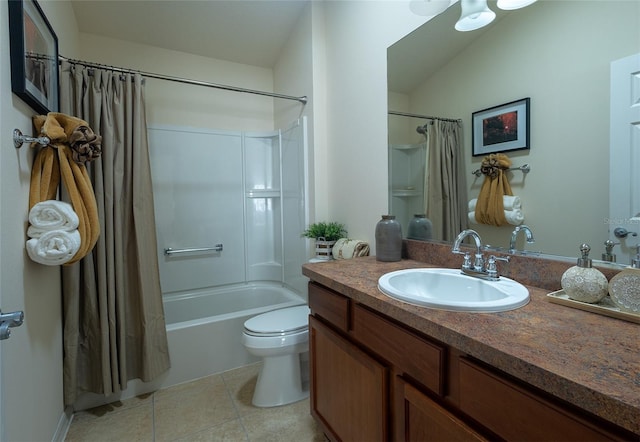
top-left (497, 0), bottom-right (538, 10)
top-left (455, 0), bottom-right (496, 32)
top-left (409, 0), bottom-right (451, 17)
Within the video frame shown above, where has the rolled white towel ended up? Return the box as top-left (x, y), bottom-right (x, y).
top-left (503, 196), bottom-right (521, 211)
top-left (26, 229), bottom-right (81, 265)
top-left (505, 209), bottom-right (525, 226)
top-left (332, 238), bottom-right (370, 260)
top-left (469, 210), bottom-right (523, 226)
top-left (28, 200), bottom-right (79, 236)
top-left (468, 196), bottom-right (521, 212)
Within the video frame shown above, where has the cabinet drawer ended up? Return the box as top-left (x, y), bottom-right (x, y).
top-left (352, 304), bottom-right (445, 396)
top-left (308, 282), bottom-right (349, 332)
top-left (459, 358), bottom-right (627, 441)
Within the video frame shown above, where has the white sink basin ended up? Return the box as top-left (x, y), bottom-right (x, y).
top-left (378, 268), bottom-right (529, 312)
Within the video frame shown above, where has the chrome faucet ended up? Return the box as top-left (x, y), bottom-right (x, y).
top-left (452, 229), bottom-right (509, 280)
top-left (452, 229), bottom-right (484, 270)
top-left (509, 225), bottom-right (535, 253)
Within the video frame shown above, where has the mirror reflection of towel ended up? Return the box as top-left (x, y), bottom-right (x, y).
top-left (332, 238), bottom-right (370, 260)
top-left (474, 153), bottom-right (514, 226)
top-left (468, 209), bottom-right (523, 226)
top-left (469, 196), bottom-right (521, 212)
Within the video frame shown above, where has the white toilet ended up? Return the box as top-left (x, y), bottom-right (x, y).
top-left (242, 305), bottom-right (311, 407)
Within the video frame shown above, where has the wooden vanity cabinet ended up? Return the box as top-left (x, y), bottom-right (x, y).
top-left (309, 282), bottom-right (473, 441)
top-left (310, 315), bottom-right (389, 441)
top-left (395, 376), bottom-right (487, 442)
top-left (308, 281), bottom-right (635, 442)
top-left (457, 358), bottom-right (633, 441)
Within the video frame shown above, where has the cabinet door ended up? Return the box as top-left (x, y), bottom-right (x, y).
top-left (395, 377), bottom-right (487, 442)
top-left (310, 316), bottom-right (389, 441)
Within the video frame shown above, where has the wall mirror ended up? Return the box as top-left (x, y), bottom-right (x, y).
top-left (388, 0), bottom-right (640, 265)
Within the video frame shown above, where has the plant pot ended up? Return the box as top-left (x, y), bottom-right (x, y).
top-left (315, 238), bottom-right (337, 260)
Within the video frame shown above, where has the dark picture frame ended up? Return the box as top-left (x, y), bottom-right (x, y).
top-left (472, 98), bottom-right (530, 156)
top-left (8, 0), bottom-right (59, 115)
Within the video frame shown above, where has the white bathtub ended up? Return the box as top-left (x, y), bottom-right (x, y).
top-left (74, 282), bottom-right (306, 410)
top-left (161, 282), bottom-right (306, 388)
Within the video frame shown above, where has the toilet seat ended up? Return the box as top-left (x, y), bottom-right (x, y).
top-left (243, 305), bottom-right (310, 337)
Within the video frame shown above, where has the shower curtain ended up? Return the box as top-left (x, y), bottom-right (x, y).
top-left (58, 61), bottom-right (170, 406)
top-left (424, 120), bottom-right (468, 242)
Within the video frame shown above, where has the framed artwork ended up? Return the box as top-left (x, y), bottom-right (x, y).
top-left (472, 98), bottom-right (530, 156)
top-left (8, 0), bottom-right (59, 115)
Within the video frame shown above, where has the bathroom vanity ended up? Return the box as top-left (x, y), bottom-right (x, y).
top-left (302, 247), bottom-right (639, 441)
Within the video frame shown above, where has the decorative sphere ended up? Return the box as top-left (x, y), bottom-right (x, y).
top-left (608, 269), bottom-right (640, 313)
top-left (561, 266), bottom-right (608, 304)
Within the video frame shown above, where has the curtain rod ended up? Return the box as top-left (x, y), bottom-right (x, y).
top-left (388, 110), bottom-right (461, 123)
top-left (59, 55), bottom-right (308, 105)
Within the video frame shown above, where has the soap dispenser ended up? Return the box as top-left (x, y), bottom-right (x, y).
top-left (561, 244), bottom-right (608, 303)
top-left (608, 245), bottom-right (640, 313)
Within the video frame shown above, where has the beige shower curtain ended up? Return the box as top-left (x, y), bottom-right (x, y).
top-left (59, 61), bottom-right (170, 406)
top-left (424, 120), bottom-right (468, 242)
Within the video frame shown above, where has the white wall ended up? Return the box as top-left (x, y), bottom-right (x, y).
top-left (321, 1), bottom-right (429, 246)
top-left (273, 2), bottom-right (317, 255)
top-left (0, 1), bottom-right (80, 440)
top-left (406, 1), bottom-right (639, 257)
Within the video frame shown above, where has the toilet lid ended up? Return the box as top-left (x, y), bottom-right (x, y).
top-left (244, 305), bottom-right (310, 335)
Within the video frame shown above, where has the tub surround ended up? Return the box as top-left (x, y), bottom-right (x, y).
top-left (301, 240), bottom-right (639, 436)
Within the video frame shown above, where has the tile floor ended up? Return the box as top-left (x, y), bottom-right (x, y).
top-left (64, 363), bottom-right (326, 442)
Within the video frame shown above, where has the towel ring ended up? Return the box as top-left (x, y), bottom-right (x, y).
top-left (13, 129), bottom-right (50, 149)
top-left (471, 164), bottom-right (531, 177)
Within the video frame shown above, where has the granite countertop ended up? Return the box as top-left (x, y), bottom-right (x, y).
top-left (302, 256), bottom-right (640, 435)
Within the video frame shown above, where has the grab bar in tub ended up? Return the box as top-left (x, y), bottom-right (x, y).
top-left (164, 244), bottom-right (224, 256)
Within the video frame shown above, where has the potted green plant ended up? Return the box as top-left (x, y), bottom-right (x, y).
top-left (302, 221), bottom-right (347, 260)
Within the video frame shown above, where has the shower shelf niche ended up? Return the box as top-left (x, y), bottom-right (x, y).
top-left (389, 142), bottom-right (427, 232)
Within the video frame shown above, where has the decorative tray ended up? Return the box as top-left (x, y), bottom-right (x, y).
top-left (546, 290), bottom-right (640, 324)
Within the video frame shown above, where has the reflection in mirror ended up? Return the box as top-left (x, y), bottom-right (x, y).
top-left (388, 0), bottom-right (640, 265)
top-left (388, 111), bottom-right (467, 243)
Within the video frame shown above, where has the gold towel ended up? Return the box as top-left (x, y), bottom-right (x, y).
top-left (474, 153), bottom-right (513, 226)
top-left (29, 113), bottom-right (102, 265)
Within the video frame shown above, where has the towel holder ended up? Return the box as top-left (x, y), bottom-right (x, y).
top-left (471, 163), bottom-right (531, 177)
top-left (13, 129), bottom-right (50, 149)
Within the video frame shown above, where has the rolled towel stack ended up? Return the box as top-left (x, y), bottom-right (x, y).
top-left (332, 238), bottom-right (370, 260)
top-left (468, 196), bottom-right (525, 226)
top-left (26, 200), bottom-right (81, 265)
top-left (469, 196), bottom-right (521, 211)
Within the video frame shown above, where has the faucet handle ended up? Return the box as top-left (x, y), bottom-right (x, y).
top-left (486, 255), bottom-right (509, 279)
top-left (453, 250), bottom-right (472, 269)
top-left (473, 253), bottom-right (485, 271)
top-left (461, 252), bottom-right (472, 269)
